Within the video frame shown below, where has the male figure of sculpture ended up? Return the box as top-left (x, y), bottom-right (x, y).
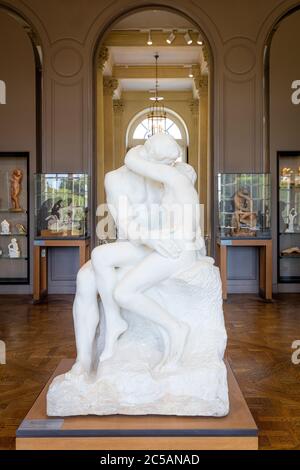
top-left (71, 134), bottom-right (203, 376)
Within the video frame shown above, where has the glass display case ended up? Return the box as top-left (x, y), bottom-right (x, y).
top-left (217, 173), bottom-right (271, 239)
top-left (34, 174), bottom-right (89, 239)
top-left (278, 152), bottom-right (300, 283)
top-left (0, 152), bottom-right (29, 284)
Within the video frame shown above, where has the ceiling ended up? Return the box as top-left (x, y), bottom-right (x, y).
top-left (113, 10), bottom-right (196, 30)
top-left (118, 78), bottom-right (194, 92)
top-left (110, 46), bottom-right (202, 66)
top-left (103, 9), bottom-right (207, 95)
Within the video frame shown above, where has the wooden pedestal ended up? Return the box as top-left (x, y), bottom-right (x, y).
top-left (16, 360), bottom-right (258, 450)
top-left (33, 238), bottom-right (91, 303)
top-left (216, 239), bottom-right (273, 301)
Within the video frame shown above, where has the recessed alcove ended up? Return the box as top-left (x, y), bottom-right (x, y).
top-left (94, 8), bottom-right (212, 245)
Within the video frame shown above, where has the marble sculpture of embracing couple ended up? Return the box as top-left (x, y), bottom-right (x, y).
top-left (47, 134), bottom-right (229, 417)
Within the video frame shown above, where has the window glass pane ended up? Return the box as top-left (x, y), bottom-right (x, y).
top-left (132, 118), bottom-right (182, 140)
top-left (165, 119), bottom-right (182, 139)
top-left (133, 120), bottom-right (150, 139)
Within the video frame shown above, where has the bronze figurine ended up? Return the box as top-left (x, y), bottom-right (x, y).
top-left (10, 169), bottom-right (23, 212)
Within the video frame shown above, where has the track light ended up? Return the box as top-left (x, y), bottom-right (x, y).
top-left (147, 30), bottom-right (153, 46)
top-left (184, 31), bottom-right (193, 45)
top-left (166, 31), bottom-right (175, 45)
top-left (197, 34), bottom-right (203, 45)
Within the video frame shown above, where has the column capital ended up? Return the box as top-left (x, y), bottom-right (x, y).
top-left (98, 46), bottom-right (109, 70)
top-left (113, 99), bottom-right (124, 113)
top-left (103, 77), bottom-right (119, 96)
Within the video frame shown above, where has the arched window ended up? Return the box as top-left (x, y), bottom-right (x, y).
top-left (0, 80), bottom-right (6, 104)
top-left (127, 108), bottom-right (189, 162)
top-left (133, 117), bottom-right (183, 140)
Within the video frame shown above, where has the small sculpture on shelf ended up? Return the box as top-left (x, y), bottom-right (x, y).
top-left (231, 187), bottom-right (257, 237)
top-left (10, 169), bottom-right (23, 212)
top-left (8, 238), bottom-right (20, 258)
top-left (280, 167), bottom-right (294, 187)
top-left (281, 246), bottom-right (300, 256)
top-left (42, 199), bottom-right (64, 235)
top-left (0, 219), bottom-right (10, 235)
top-left (51, 199), bottom-right (63, 219)
top-left (37, 199), bottom-right (53, 234)
top-left (35, 174), bottom-right (88, 239)
top-left (40, 199), bottom-right (83, 237)
top-left (286, 208), bottom-right (298, 233)
top-left (16, 223), bottom-right (27, 235)
top-left (265, 205), bottom-right (271, 230)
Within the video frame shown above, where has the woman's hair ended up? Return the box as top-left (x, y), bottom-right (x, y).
top-left (144, 134), bottom-right (181, 162)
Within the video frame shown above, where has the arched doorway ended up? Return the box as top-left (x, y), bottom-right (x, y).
top-left (94, 7), bottom-right (213, 247)
top-left (0, 5), bottom-right (42, 293)
top-left (265, 6), bottom-right (300, 291)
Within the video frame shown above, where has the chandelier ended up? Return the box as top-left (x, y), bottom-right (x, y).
top-left (147, 53), bottom-right (167, 136)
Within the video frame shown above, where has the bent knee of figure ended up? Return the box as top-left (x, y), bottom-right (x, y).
top-left (113, 284), bottom-right (135, 309)
top-left (91, 245), bottom-right (111, 273)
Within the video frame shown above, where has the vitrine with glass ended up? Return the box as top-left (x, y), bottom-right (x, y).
top-left (278, 152), bottom-right (300, 283)
top-left (217, 173), bottom-right (272, 240)
top-left (0, 152), bottom-right (29, 284)
top-left (34, 173), bottom-right (89, 239)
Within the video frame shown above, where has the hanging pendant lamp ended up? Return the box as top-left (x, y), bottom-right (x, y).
top-left (147, 53), bottom-right (167, 136)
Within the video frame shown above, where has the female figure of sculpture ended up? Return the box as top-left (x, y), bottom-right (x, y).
top-left (10, 169), bottom-right (23, 212)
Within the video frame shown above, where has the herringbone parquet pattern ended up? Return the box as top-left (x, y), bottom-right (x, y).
top-left (0, 294), bottom-right (300, 450)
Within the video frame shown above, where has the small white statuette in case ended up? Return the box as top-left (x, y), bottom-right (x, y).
top-left (1, 219), bottom-right (11, 235)
top-left (8, 238), bottom-right (20, 258)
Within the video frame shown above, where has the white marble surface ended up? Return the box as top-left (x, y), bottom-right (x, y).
top-left (47, 257), bottom-right (229, 417)
top-left (47, 135), bottom-right (229, 417)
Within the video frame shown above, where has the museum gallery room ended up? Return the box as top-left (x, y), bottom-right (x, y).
top-left (0, 0), bottom-right (300, 454)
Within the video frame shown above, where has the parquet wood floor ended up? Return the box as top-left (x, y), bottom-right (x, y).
top-left (0, 294), bottom-right (300, 450)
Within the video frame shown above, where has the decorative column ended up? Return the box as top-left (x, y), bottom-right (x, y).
top-left (113, 99), bottom-right (125, 169)
top-left (189, 98), bottom-right (200, 183)
top-left (202, 44), bottom-right (210, 69)
top-left (196, 75), bottom-right (209, 238)
top-left (103, 77), bottom-right (119, 175)
top-left (96, 46), bottom-right (109, 206)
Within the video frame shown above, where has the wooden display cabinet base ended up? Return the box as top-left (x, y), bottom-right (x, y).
top-left (33, 238), bottom-right (90, 303)
top-left (216, 239), bottom-right (273, 301)
top-left (16, 360), bottom-right (258, 450)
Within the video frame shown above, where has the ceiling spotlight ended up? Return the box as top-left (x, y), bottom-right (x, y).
top-left (166, 31), bottom-right (175, 45)
top-left (188, 68), bottom-right (194, 78)
top-left (147, 30), bottom-right (153, 46)
top-left (184, 31), bottom-right (193, 45)
top-left (197, 34), bottom-right (203, 45)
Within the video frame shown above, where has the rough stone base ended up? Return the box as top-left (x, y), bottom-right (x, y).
top-left (47, 259), bottom-right (229, 417)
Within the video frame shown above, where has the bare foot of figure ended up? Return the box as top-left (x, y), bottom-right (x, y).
top-left (154, 322), bottom-right (189, 372)
top-left (66, 360), bottom-right (90, 379)
top-left (99, 318), bottom-right (128, 363)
